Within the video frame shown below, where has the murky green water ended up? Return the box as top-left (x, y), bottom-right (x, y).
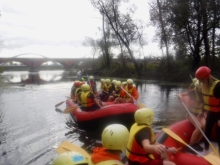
top-left (0, 71), bottom-right (187, 165)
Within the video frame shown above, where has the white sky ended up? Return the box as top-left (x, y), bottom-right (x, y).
top-left (0, 0), bottom-right (161, 59)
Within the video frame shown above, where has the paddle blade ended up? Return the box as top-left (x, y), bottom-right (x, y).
top-left (138, 103), bottom-right (146, 108)
top-left (162, 128), bottom-right (187, 146)
top-left (204, 154), bottom-right (220, 165)
top-left (64, 106), bottom-right (78, 113)
top-left (55, 101), bottom-right (65, 108)
top-left (56, 141), bottom-right (90, 158)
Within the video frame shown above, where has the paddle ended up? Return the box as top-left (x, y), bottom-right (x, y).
top-left (55, 100), bottom-right (66, 108)
top-left (182, 102), bottom-right (219, 156)
top-left (56, 141), bottom-right (90, 158)
top-left (55, 97), bottom-right (76, 108)
top-left (120, 86), bottom-right (146, 108)
top-left (163, 128), bottom-right (220, 165)
top-left (63, 106), bottom-right (78, 114)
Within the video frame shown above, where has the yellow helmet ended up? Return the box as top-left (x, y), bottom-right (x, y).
top-left (134, 108), bottom-right (154, 125)
top-left (106, 79), bottom-right (111, 84)
top-left (89, 76), bottom-right (94, 80)
top-left (127, 79), bottom-right (133, 85)
top-left (112, 79), bottom-right (117, 85)
top-left (122, 81), bottom-right (127, 86)
top-left (81, 84), bottom-right (90, 92)
top-left (53, 151), bottom-right (88, 165)
top-left (100, 79), bottom-right (105, 82)
top-left (102, 124), bottom-right (129, 152)
top-left (115, 81), bottom-right (121, 87)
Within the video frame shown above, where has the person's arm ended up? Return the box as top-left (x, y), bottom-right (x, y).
top-left (136, 128), bottom-right (167, 154)
top-left (94, 98), bottom-right (102, 108)
top-left (90, 92), bottom-right (102, 108)
top-left (177, 91), bottom-right (189, 102)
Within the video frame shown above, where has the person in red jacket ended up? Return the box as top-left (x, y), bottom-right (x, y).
top-left (90, 124), bottom-right (129, 165)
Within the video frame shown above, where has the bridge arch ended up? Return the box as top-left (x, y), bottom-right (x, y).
top-left (12, 53), bottom-right (48, 59)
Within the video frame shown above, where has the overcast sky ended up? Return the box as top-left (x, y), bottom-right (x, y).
top-left (0, 0), bottom-right (161, 59)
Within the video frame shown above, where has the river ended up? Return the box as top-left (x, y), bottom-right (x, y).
top-left (0, 71), bottom-right (187, 165)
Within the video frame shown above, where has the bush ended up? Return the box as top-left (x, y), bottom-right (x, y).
top-left (0, 66), bottom-right (4, 73)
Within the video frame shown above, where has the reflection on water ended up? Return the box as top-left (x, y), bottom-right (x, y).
top-left (0, 72), bottom-right (188, 165)
top-left (1, 70), bottom-right (64, 84)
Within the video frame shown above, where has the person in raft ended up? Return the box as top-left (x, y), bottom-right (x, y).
top-left (53, 151), bottom-right (89, 165)
top-left (87, 76), bottom-right (97, 96)
top-left (70, 81), bottom-right (85, 103)
top-left (126, 108), bottom-right (177, 165)
top-left (89, 124), bottom-right (129, 165)
top-left (178, 78), bottom-right (206, 152)
top-left (194, 66), bottom-right (220, 155)
top-left (115, 79), bottom-right (139, 104)
top-left (78, 84), bottom-right (103, 111)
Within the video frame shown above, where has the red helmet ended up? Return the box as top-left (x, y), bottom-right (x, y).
top-left (74, 81), bottom-right (80, 87)
top-left (195, 66), bottom-right (211, 79)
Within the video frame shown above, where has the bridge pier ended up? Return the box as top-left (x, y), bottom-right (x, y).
top-left (29, 66), bottom-right (40, 72)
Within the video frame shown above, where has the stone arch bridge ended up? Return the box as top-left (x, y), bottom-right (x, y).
top-left (0, 54), bottom-right (86, 71)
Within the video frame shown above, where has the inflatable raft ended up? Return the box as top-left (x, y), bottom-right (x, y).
top-left (156, 119), bottom-right (218, 165)
top-left (66, 98), bottom-right (139, 133)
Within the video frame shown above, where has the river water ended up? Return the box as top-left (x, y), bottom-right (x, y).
top-left (0, 71), bottom-right (187, 165)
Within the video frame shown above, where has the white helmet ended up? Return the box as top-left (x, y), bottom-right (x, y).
top-left (89, 76), bottom-right (94, 80)
top-left (53, 151), bottom-right (88, 165)
top-left (102, 124), bottom-right (129, 152)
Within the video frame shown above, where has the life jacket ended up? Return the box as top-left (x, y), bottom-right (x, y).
top-left (74, 88), bottom-right (82, 101)
top-left (104, 84), bottom-right (112, 93)
top-left (80, 91), bottom-right (95, 108)
top-left (101, 83), bottom-right (105, 90)
top-left (202, 80), bottom-right (220, 112)
top-left (90, 147), bottom-right (123, 165)
top-left (125, 86), bottom-right (139, 100)
top-left (126, 123), bottom-right (155, 163)
top-left (188, 88), bottom-right (203, 115)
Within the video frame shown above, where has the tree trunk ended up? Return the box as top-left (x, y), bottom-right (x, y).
top-left (102, 14), bottom-right (110, 68)
top-left (157, 0), bottom-right (170, 71)
top-left (201, 0), bottom-right (210, 67)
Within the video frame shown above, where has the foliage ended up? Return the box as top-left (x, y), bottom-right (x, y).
top-left (0, 66), bottom-right (4, 73)
top-left (149, 0), bottom-right (220, 72)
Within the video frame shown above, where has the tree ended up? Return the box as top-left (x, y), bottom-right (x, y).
top-left (149, 0), bottom-right (171, 71)
top-left (150, 0), bottom-right (220, 71)
top-left (83, 37), bottom-right (99, 69)
top-left (91, 0), bottom-right (145, 78)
